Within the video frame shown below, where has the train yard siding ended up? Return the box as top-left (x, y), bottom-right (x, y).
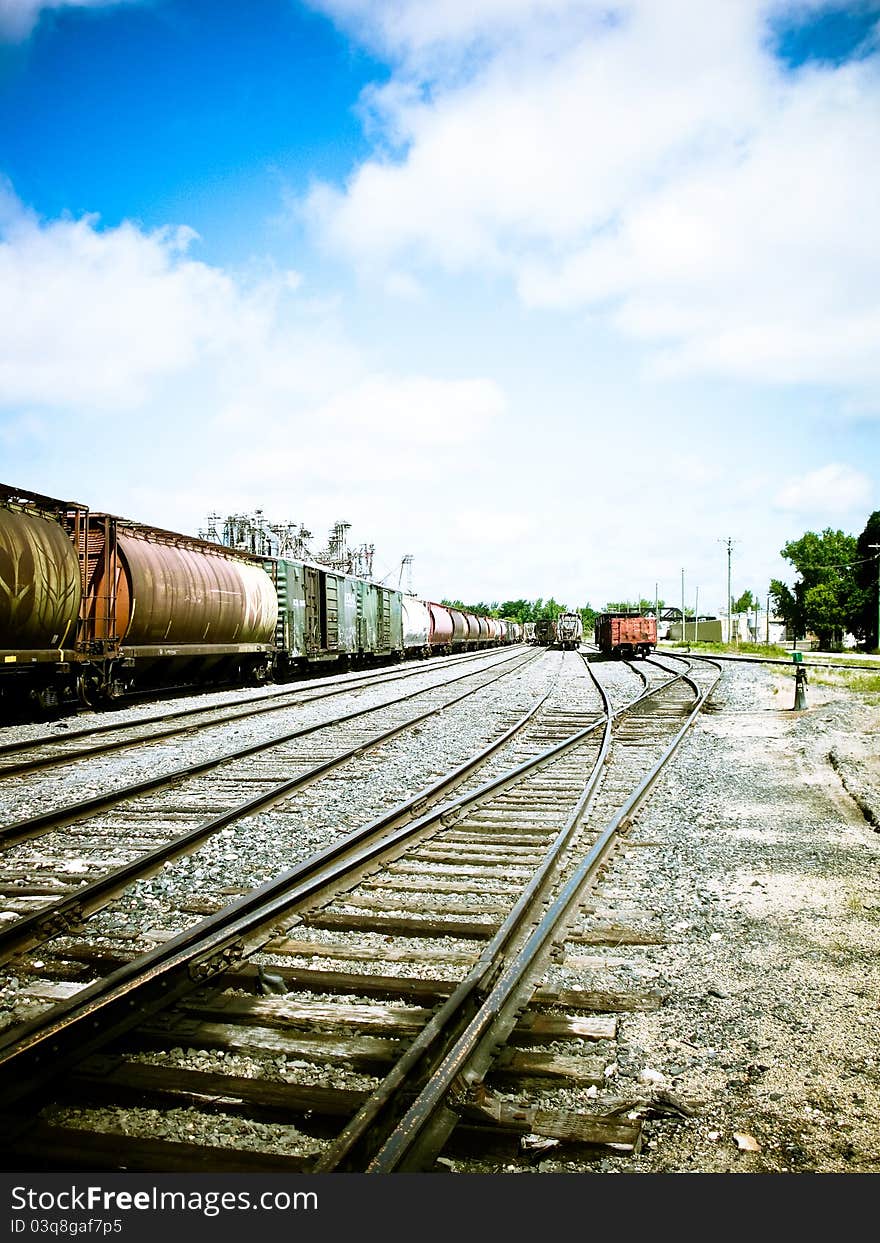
top-left (1, 655), bottom-right (878, 1173)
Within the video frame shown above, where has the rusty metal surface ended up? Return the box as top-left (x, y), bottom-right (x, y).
top-left (427, 602), bottom-right (453, 646)
top-left (104, 534), bottom-right (278, 646)
top-left (597, 614), bottom-right (658, 649)
top-left (0, 506), bottom-right (82, 650)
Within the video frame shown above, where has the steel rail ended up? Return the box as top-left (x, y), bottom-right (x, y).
top-left (0, 648), bottom-right (536, 847)
top-left (0, 656), bottom-right (689, 1125)
top-left (0, 648), bottom-right (506, 774)
top-left (362, 658), bottom-right (721, 1171)
top-left (0, 659), bottom-right (574, 1107)
top-left (310, 662), bottom-right (617, 1172)
top-left (0, 651), bottom-right (543, 961)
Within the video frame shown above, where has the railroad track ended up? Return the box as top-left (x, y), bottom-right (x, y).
top-left (0, 651), bottom-right (721, 1172)
top-left (0, 646), bottom-right (539, 973)
top-left (0, 649), bottom-right (503, 779)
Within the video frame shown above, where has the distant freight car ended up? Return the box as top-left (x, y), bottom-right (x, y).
top-left (533, 618), bottom-right (557, 646)
top-left (594, 611), bottom-right (657, 659)
top-left (555, 612), bottom-right (584, 651)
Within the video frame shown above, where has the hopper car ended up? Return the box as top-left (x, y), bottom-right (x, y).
top-left (1, 482), bottom-right (521, 713)
top-left (594, 611), bottom-right (657, 659)
top-left (554, 612), bottom-right (584, 651)
top-left (533, 618), bottom-right (558, 646)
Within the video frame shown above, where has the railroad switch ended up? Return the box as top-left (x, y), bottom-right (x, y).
top-left (792, 653), bottom-right (808, 710)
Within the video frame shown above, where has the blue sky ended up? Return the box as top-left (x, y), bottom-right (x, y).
top-left (1, 0), bottom-right (878, 616)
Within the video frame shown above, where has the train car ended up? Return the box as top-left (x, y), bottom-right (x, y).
top-left (427, 601), bottom-right (455, 654)
top-left (79, 512), bottom-right (278, 702)
top-left (464, 612), bottom-right (481, 647)
top-left (595, 611), bottom-right (657, 659)
top-left (1, 482), bottom-right (279, 708)
top-left (523, 622), bottom-right (536, 644)
top-left (533, 618), bottom-right (557, 646)
top-left (269, 558), bottom-right (404, 676)
top-left (447, 606), bottom-right (470, 652)
top-left (0, 484), bottom-right (86, 711)
top-left (402, 595), bottom-right (431, 658)
top-left (555, 612), bottom-right (584, 651)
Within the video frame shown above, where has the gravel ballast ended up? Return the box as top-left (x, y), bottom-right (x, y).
top-left (456, 656), bottom-right (880, 1174)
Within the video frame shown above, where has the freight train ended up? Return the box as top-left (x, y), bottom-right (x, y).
top-left (0, 483), bottom-right (523, 713)
top-left (594, 611), bottom-right (657, 658)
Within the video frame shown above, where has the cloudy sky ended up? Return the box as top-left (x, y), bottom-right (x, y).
top-left (1, 0), bottom-right (878, 615)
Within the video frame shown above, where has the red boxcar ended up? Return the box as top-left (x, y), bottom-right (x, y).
top-left (595, 612), bottom-right (657, 658)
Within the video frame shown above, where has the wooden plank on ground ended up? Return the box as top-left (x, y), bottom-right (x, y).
top-left (264, 936), bottom-right (477, 965)
top-left (175, 994), bottom-right (616, 1044)
top-left (490, 1049), bottom-right (606, 1085)
top-left (134, 1018), bottom-right (401, 1069)
top-left (0, 1123), bottom-right (313, 1173)
top-left (301, 911), bottom-right (498, 938)
top-left (66, 1057), bottom-right (368, 1118)
top-left (565, 926), bottom-right (666, 946)
top-left (457, 1095), bottom-right (641, 1152)
top-left (225, 963), bottom-right (460, 1002)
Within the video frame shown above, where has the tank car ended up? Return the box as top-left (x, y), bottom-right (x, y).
top-left (1, 484), bottom-right (279, 708)
top-left (555, 612), bottom-right (584, 651)
top-left (80, 514), bottom-right (278, 702)
top-left (595, 611), bottom-right (657, 658)
top-left (0, 484), bottom-right (85, 710)
top-left (402, 596), bottom-right (431, 658)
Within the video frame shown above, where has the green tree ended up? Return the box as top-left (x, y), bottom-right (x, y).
top-left (733, 589), bottom-right (756, 614)
top-left (772, 528), bottom-right (858, 650)
top-left (578, 604), bottom-right (598, 632)
top-left (498, 599), bottom-right (531, 622)
top-left (854, 511), bottom-right (880, 650)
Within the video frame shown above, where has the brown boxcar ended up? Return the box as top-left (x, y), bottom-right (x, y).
top-left (594, 612), bottom-right (657, 658)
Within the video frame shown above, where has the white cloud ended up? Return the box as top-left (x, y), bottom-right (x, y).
top-left (0, 0), bottom-right (141, 42)
top-left (0, 184), bottom-right (246, 407)
top-left (774, 463), bottom-right (873, 514)
top-left (0, 182), bottom-right (506, 574)
top-left (303, 1), bottom-right (880, 406)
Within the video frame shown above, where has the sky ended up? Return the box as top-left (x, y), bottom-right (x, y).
top-left (0, 0), bottom-right (878, 616)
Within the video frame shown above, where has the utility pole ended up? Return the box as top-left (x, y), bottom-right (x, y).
top-left (766, 590), bottom-right (770, 645)
top-left (681, 568), bottom-right (685, 645)
top-left (694, 586), bottom-right (699, 643)
top-left (719, 537), bottom-right (739, 646)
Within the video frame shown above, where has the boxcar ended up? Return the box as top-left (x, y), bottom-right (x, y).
top-left (269, 558), bottom-right (403, 676)
top-left (594, 612), bottom-right (657, 658)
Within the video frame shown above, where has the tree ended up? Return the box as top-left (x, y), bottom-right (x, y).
top-left (733, 589), bottom-right (756, 614)
top-left (854, 511), bottom-right (880, 650)
top-left (772, 528), bottom-right (858, 650)
top-left (578, 604), bottom-right (598, 632)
